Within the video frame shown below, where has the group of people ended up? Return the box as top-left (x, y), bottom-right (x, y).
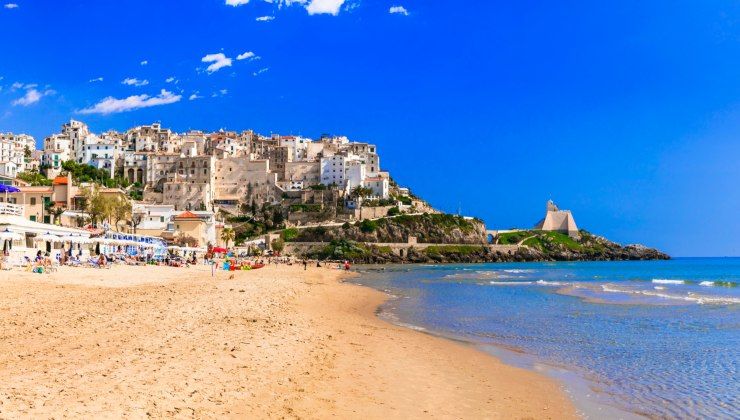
top-left (28, 250), bottom-right (56, 273)
top-left (302, 259), bottom-right (352, 271)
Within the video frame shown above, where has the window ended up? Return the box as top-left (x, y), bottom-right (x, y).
top-left (30, 197), bottom-right (36, 205)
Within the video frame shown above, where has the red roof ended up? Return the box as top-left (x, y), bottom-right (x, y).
top-left (175, 211), bottom-right (200, 220)
top-left (52, 176), bottom-right (68, 185)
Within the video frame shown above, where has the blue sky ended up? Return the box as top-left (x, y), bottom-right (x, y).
top-left (0, 0), bottom-right (738, 257)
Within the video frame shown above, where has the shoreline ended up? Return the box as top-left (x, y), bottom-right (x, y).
top-left (359, 281), bottom-right (642, 420)
top-left (0, 264), bottom-right (576, 418)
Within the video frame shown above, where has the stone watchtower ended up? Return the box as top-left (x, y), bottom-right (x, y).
top-left (534, 200), bottom-right (580, 239)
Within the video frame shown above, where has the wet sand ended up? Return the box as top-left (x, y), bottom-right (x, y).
top-left (0, 264), bottom-right (576, 418)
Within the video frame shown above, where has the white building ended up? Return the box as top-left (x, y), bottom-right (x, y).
top-left (0, 161), bottom-right (19, 178)
top-left (320, 154), bottom-right (348, 186)
top-left (42, 134), bottom-right (73, 177)
top-left (61, 119), bottom-right (91, 162)
top-left (81, 142), bottom-right (121, 178)
top-left (279, 136), bottom-right (310, 161)
top-left (0, 133), bottom-right (35, 174)
top-left (364, 176), bottom-right (390, 199)
top-left (133, 203), bottom-right (176, 231)
top-left (345, 159), bottom-right (366, 192)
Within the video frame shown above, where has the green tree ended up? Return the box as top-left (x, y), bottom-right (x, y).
top-left (16, 171), bottom-right (52, 186)
top-left (271, 238), bottom-right (285, 253)
top-left (81, 185), bottom-right (108, 227)
top-left (111, 196), bottom-right (132, 232)
top-left (350, 186), bottom-right (373, 200)
top-left (220, 227), bottom-right (235, 248)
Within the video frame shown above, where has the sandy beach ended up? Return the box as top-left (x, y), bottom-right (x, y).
top-left (0, 264), bottom-right (576, 419)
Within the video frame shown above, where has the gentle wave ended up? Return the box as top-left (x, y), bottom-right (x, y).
top-left (652, 279), bottom-right (686, 285)
top-left (489, 281), bottom-right (534, 285)
top-left (602, 285), bottom-right (740, 305)
top-left (503, 269), bottom-right (534, 273)
top-left (536, 280), bottom-right (568, 286)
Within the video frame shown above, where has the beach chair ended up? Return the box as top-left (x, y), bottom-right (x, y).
top-left (48, 260), bottom-right (60, 273)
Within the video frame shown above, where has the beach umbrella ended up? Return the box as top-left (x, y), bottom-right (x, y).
top-left (0, 184), bottom-right (20, 201)
top-left (33, 232), bottom-right (62, 243)
top-left (0, 228), bottom-right (22, 241)
top-left (0, 228), bottom-right (22, 252)
top-left (60, 234), bottom-right (92, 247)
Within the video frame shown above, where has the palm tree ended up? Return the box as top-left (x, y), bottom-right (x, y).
top-left (220, 227), bottom-right (235, 249)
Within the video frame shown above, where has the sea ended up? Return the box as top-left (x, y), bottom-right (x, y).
top-left (352, 258), bottom-right (739, 419)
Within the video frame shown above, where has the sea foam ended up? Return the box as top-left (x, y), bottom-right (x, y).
top-left (652, 279), bottom-right (686, 285)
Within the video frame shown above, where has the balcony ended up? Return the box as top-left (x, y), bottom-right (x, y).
top-left (0, 202), bottom-right (24, 216)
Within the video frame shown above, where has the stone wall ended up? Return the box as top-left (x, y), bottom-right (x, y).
top-left (283, 241), bottom-right (521, 258)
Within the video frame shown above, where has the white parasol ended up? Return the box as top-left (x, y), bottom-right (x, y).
top-left (33, 232), bottom-right (62, 243)
top-left (0, 229), bottom-right (23, 241)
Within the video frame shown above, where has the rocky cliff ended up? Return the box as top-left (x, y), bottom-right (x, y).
top-left (286, 214), bottom-right (487, 245)
top-left (282, 216), bottom-right (670, 263)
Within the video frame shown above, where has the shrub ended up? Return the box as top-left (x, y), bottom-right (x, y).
top-left (387, 206), bottom-right (401, 216)
top-left (271, 238), bottom-right (285, 252)
top-left (282, 228), bottom-right (299, 241)
top-left (359, 219), bottom-right (378, 233)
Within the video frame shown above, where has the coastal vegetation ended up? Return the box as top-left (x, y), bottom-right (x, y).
top-left (17, 170), bottom-right (52, 186)
top-left (286, 215), bottom-right (669, 263)
top-left (62, 161), bottom-right (130, 189)
top-left (284, 213), bottom-right (485, 245)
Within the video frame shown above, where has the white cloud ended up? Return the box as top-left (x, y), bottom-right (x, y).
top-left (306, 0), bottom-right (344, 15)
top-left (220, 89), bottom-right (228, 95)
top-left (389, 5), bottom-right (408, 16)
top-left (201, 53), bottom-right (233, 73)
top-left (256, 15), bottom-right (274, 21)
top-left (225, 0), bottom-right (249, 6)
top-left (140, 60), bottom-right (148, 66)
top-left (12, 88), bottom-right (54, 106)
top-left (189, 92), bottom-right (202, 101)
top-left (236, 51), bottom-right (255, 60)
top-left (165, 76), bottom-right (176, 83)
top-left (79, 89), bottom-right (181, 115)
top-left (122, 78), bottom-right (149, 87)
top-left (10, 82), bottom-right (23, 91)
top-left (253, 67), bottom-right (269, 76)
top-left (4, 3), bottom-right (18, 9)
top-left (89, 77), bottom-right (104, 83)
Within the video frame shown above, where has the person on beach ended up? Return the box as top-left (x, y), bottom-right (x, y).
top-left (344, 260), bottom-right (350, 271)
top-left (303, 260), bottom-right (307, 271)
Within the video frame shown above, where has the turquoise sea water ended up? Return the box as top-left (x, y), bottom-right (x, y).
top-left (353, 258), bottom-right (739, 419)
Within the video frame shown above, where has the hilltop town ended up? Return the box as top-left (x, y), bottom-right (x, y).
top-left (1, 120), bottom-right (432, 248)
top-left (0, 121), bottom-right (667, 261)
